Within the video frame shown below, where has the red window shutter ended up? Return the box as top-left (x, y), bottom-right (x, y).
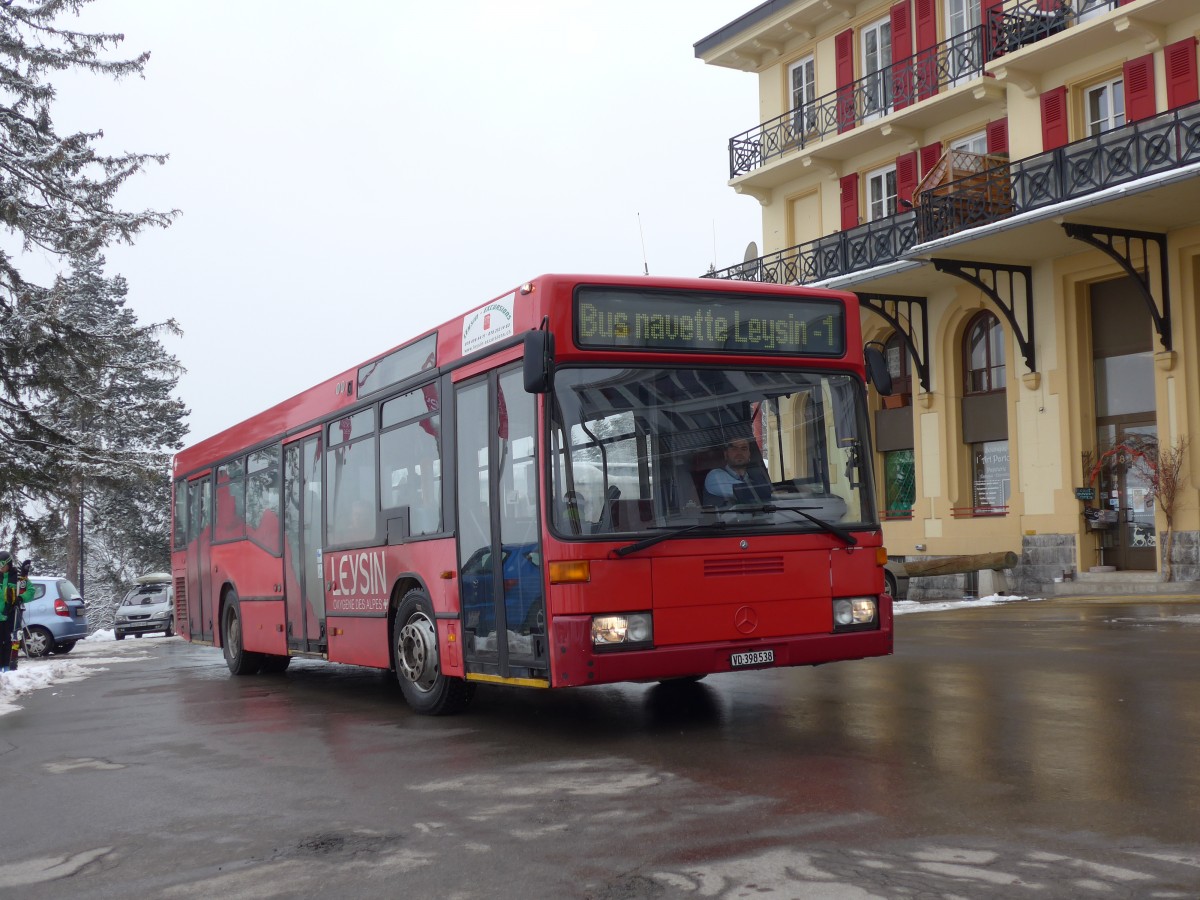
top-left (891, 1), bottom-right (914, 110)
top-left (986, 118), bottom-right (1009, 155)
top-left (982, 0), bottom-right (1005, 60)
top-left (1165, 38), bottom-right (1200, 110)
top-left (914, 0), bottom-right (937, 99)
top-left (1123, 54), bottom-right (1156, 122)
top-left (840, 173), bottom-right (860, 231)
top-left (891, 2), bottom-right (913, 58)
top-left (1040, 86), bottom-right (1069, 151)
top-left (896, 152), bottom-right (919, 208)
top-left (920, 141), bottom-right (942, 177)
top-left (836, 28), bottom-right (856, 133)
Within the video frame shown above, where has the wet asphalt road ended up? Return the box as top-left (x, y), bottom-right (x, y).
top-left (1, 596), bottom-right (1199, 899)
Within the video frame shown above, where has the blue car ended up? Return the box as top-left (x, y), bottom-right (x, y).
top-left (460, 544), bottom-right (543, 635)
top-left (19, 576), bottom-right (89, 658)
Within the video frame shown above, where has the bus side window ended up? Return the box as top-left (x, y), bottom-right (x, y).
top-left (215, 460), bottom-right (246, 542)
top-left (379, 414), bottom-right (442, 537)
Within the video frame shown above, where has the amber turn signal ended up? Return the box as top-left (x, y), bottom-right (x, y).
top-left (548, 560), bottom-right (591, 584)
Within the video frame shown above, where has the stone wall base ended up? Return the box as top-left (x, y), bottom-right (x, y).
top-left (904, 531), bottom-right (1200, 599)
top-left (1162, 530), bottom-right (1200, 581)
top-left (905, 533), bottom-right (1077, 600)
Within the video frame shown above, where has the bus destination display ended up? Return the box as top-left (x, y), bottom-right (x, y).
top-left (575, 289), bottom-right (845, 357)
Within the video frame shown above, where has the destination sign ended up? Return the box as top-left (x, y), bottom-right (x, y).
top-left (575, 288), bottom-right (845, 357)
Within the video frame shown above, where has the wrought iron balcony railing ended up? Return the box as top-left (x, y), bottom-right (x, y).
top-left (987, 0), bottom-right (1118, 58)
top-left (710, 211), bottom-right (919, 284)
top-left (728, 27), bottom-right (985, 179)
top-left (708, 101), bottom-right (1200, 285)
top-left (919, 101), bottom-right (1200, 241)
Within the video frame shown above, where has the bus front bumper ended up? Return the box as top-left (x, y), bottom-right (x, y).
top-left (548, 614), bottom-right (893, 688)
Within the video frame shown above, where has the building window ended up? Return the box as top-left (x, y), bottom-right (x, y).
top-left (970, 440), bottom-right (1010, 510)
top-left (862, 16), bottom-right (893, 120)
top-left (884, 332), bottom-right (913, 401)
top-left (1077, 0), bottom-right (1118, 23)
top-left (964, 311), bottom-right (1005, 394)
top-left (951, 130), bottom-right (988, 156)
top-left (946, 0), bottom-right (980, 85)
top-left (866, 164), bottom-right (898, 221)
top-left (790, 55), bottom-right (816, 134)
top-left (1085, 76), bottom-right (1125, 135)
top-left (885, 449), bottom-right (916, 518)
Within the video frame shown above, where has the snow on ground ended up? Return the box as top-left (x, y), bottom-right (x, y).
top-left (0, 595), bottom-right (1052, 719)
top-left (0, 630), bottom-right (161, 719)
top-left (893, 593), bottom-right (1045, 616)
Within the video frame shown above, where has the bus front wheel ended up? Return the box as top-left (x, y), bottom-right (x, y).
top-left (222, 591), bottom-right (263, 676)
top-left (393, 589), bottom-right (474, 715)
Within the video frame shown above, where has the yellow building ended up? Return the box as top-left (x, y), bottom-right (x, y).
top-left (696, 0), bottom-right (1200, 595)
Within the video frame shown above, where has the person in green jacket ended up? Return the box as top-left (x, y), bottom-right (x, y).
top-left (0, 550), bottom-right (34, 673)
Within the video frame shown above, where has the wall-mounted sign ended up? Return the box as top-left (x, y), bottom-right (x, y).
top-left (1074, 487), bottom-right (1095, 501)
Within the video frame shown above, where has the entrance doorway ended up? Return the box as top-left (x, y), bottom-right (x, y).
top-left (1094, 422), bottom-right (1157, 571)
top-left (1090, 277), bottom-right (1156, 571)
top-left (455, 365), bottom-right (547, 680)
top-left (283, 434), bottom-right (326, 652)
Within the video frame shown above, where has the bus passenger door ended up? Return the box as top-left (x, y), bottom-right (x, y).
top-left (283, 435), bottom-right (326, 653)
top-left (456, 366), bottom-right (547, 680)
top-left (186, 475), bottom-right (213, 642)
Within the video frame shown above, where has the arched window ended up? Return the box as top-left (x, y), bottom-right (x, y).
top-left (963, 311), bottom-right (1006, 394)
top-left (884, 332), bottom-right (913, 401)
top-left (959, 311), bottom-right (1009, 516)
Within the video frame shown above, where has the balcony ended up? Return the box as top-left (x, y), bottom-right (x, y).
top-left (708, 101), bottom-right (1200, 285)
top-left (985, 0), bottom-right (1197, 87)
top-left (728, 27), bottom-right (985, 179)
top-left (918, 102), bottom-right (1200, 241)
top-left (712, 212), bottom-right (919, 285)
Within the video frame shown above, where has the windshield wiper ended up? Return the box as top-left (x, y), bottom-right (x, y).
top-left (613, 520), bottom-right (725, 557)
top-left (733, 503), bottom-right (858, 546)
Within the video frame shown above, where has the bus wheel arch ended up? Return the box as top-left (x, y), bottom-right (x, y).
top-left (221, 583), bottom-right (263, 676)
top-left (391, 587), bottom-right (474, 715)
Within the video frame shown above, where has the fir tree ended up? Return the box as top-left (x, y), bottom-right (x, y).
top-left (0, 1), bottom-right (183, 596)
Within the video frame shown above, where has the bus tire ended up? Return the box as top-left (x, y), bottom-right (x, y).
top-left (222, 591), bottom-right (263, 676)
top-left (259, 654), bottom-right (291, 674)
top-left (393, 589), bottom-right (474, 715)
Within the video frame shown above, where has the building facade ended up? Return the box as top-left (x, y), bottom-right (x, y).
top-left (696, 0), bottom-right (1200, 594)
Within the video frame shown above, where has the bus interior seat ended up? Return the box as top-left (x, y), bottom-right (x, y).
top-left (668, 459), bottom-right (700, 510)
top-left (690, 447), bottom-right (726, 501)
top-left (605, 498), bottom-right (655, 531)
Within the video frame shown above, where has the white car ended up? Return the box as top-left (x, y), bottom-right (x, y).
top-left (114, 572), bottom-right (175, 640)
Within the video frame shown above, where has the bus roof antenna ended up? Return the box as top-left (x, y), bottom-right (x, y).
top-left (637, 212), bottom-right (649, 275)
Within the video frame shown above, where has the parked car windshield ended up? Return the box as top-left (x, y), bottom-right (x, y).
top-left (125, 584), bottom-right (169, 605)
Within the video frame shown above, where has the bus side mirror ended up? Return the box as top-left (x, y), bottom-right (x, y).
top-left (864, 343), bottom-right (893, 396)
top-left (523, 329), bottom-right (555, 393)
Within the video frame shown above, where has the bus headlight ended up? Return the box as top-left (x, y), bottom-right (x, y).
top-left (591, 613), bottom-right (653, 648)
top-left (833, 597), bottom-right (878, 631)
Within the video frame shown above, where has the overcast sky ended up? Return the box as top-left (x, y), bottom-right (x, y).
top-left (37, 1), bottom-right (767, 446)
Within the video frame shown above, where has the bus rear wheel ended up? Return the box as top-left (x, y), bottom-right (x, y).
top-left (222, 591), bottom-right (263, 676)
top-left (393, 589), bottom-right (474, 715)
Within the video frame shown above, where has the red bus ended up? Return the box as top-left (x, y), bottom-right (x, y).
top-left (171, 274), bottom-right (895, 714)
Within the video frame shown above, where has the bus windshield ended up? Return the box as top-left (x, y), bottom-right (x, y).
top-left (548, 366), bottom-right (877, 538)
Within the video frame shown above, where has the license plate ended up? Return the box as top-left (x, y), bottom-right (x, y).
top-left (731, 649), bottom-right (774, 668)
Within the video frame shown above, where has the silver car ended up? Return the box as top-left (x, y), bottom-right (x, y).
top-left (114, 573), bottom-right (175, 640)
top-left (884, 560), bottom-right (910, 600)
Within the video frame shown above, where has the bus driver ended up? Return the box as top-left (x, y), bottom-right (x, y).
top-left (703, 437), bottom-right (772, 506)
